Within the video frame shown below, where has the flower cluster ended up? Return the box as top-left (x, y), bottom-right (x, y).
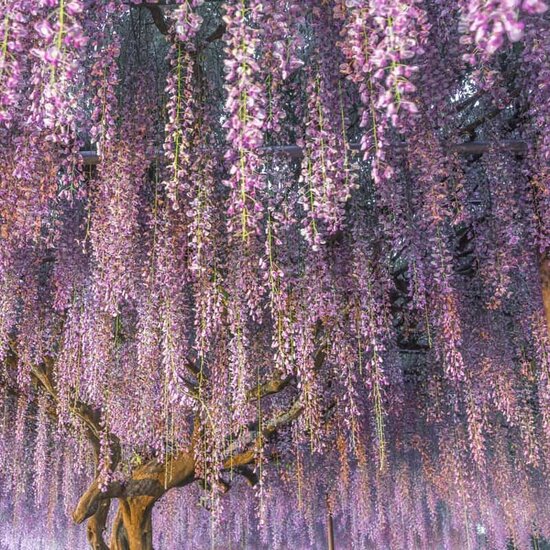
top-left (163, 44), bottom-right (196, 205)
top-left (261, 0), bottom-right (304, 135)
top-left (521, 14), bottom-right (550, 256)
top-left (29, 0), bottom-right (86, 136)
top-left (90, 136), bottom-right (148, 316)
top-left (0, 2), bottom-right (27, 126)
top-left (412, 136), bottom-right (467, 383)
top-left (31, 1), bottom-right (86, 69)
top-left (339, 0), bottom-right (428, 245)
top-left (297, 5), bottom-right (359, 246)
top-left (89, 41), bottom-right (120, 149)
top-left (173, 0), bottom-right (204, 44)
top-left (0, 3), bottom-right (549, 549)
top-left (460, 0), bottom-right (547, 60)
top-left (222, 0), bottom-right (267, 239)
top-left (298, 71), bottom-right (357, 245)
top-left (368, 0), bottom-right (429, 129)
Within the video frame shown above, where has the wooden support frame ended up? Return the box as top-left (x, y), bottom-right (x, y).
top-left (79, 139), bottom-right (529, 166)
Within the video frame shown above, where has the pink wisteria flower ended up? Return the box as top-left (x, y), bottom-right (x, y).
top-left (0, 0), bottom-right (549, 548)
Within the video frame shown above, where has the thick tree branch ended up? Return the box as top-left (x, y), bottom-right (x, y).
top-left (132, 1), bottom-right (225, 41)
top-left (177, 373), bottom-right (200, 399)
top-left (184, 358), bottom-right (200, 377)
top-left (29, 358), bottom-right (122, 478)
top-left (4, 345), bottom-right (118, 463)
top-left (73, 318), bottom-right (327, 528)
top-left (145, 5), bottom-right (169, 35)
top-left (223, 398), bottom-right (304, 470)
top-left (86, 500), bottom-right (110, 550)
top-left (459, 89), bottom-right (521, 137)
top-left (73, 451), bottom-right (196, 524)
top-left (246, 373), bottom-right (294, 401)
top-left (223, 323), bottom-right (326, 470)
top-left (3, 348), bottom-right (118, 549)
top-left (454, 90), bottom-right (485, 112)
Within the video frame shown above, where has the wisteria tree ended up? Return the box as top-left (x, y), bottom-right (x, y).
top-left (0, 0), bottom-right (549, 548)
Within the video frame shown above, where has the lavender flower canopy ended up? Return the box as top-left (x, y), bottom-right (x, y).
top-left (0, 1), bottom-right (549, 549)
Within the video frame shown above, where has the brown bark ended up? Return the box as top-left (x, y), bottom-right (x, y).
top-left (69, 323), bottom-right (316, 549)
top-left (87, 500), bottom-right (110, 550)
top-left (5, 321), bottom-right (318, 550)
top-left (110, 509), bottom-right (127, 550)
top-left (75, 452), bottom-right (196, 549)
top-left (110, 497), bottom-right (156, 550)
top-left (75, 398), bottom-right (305, 549)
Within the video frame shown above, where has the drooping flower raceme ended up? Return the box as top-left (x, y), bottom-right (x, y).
top-left (0, 2), bottom-right (549, 549)
top-left (460, 0), bottom-right (547, 60)
top-left (222, 1), bottom-right (267, 240)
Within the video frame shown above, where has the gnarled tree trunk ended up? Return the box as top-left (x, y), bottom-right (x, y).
top-left (74, 452), bottom-right (197, 550)
top-left (110, 497), bottom-right (156, 550)
top-left (72, 370), bottom-right (304, 550)
top-left (87, 500), bottom-right (111, 550)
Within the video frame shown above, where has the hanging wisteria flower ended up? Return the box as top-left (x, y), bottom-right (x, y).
top-left (163, 44), bottom-right (196, 205)
top-left (222, 0), bottom-right (267, 239)
top-left (0, 3), bottom-right (28, 125)
top-left (173, 0), bottom-right (204, 44)
top-left (297, 4), bottom-right (358, 246)
top-left (460, 0), bottom-right (547, 60)
top-left (0, 2), bottom-right (548, 548)
top-left (90, 92), bottom-right (152, 315)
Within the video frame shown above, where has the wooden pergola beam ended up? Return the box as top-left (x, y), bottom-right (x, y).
top-left (80, 140), bottom-right (529, 166)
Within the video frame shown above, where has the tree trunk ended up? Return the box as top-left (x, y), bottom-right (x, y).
top-left (110, 497), bottom-right (156, 550)
top-left (87, 500), bottom-right (110, 550)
